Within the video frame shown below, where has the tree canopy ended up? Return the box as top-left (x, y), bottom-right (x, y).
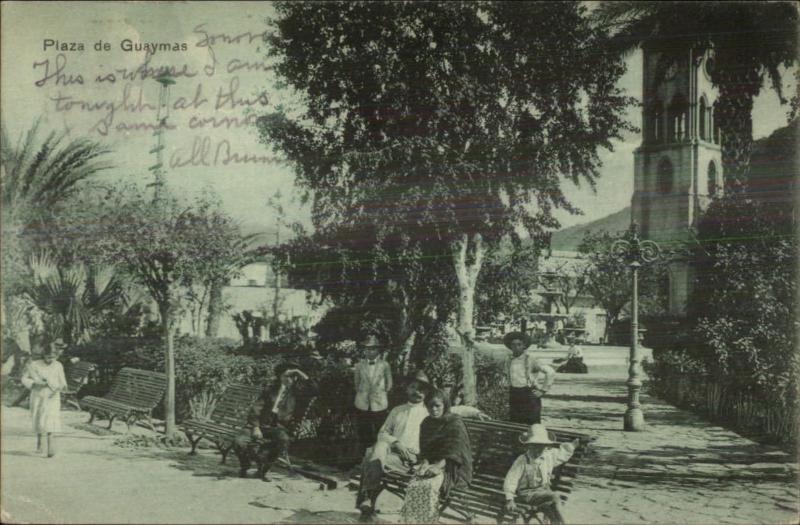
top-left (263, 2), bottom-right (634, 243)
top-left (261, 1), bottom-right (635, 402)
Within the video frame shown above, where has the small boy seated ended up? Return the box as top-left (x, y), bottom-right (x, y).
top-left (503, 424), bottom-right (581, 525)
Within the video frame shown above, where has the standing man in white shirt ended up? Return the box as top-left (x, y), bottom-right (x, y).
top-left (353, 335), bottom-right (393, 456)
top-left (504, 331), bottom-right (556, 424)
top-left (355, 378), bottom-right (430, 520)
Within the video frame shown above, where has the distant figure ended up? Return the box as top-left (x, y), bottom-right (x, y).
top-left (503, 424), bottom-right (581, 525)
top-left (353, 335), bottom-right (392, 456)
top-left (401, 389), bottom-right (472, 523)
top-left (20, 339), bottom-right (68, 457)
top-left (556, 338), bottom-right (588, 374)
top-left (504, 332), bottom-right (555, 424)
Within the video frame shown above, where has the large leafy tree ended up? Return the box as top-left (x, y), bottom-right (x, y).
top-left (261, 2), bottom-right (634, 404)
top-left (593, 1), bottom-right (799, 187)
top-left (81, 185), bottom-right (246, 436)
top-left (475, 240), bottom-right (542, 331)
top-left (272, 221), bottom-right (456, 374)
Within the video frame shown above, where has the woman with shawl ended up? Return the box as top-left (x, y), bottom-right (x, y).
top-left (400, 388), bottom-right (473, 523)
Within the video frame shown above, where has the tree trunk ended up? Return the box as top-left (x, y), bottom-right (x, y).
top-left (397, 330), bottom-right (417, 377)
top-left (205, 280), bottom-right (223, 338)
top-left (451, 233), bottom-right (484, 406)
top-left (159, 302), bottom-right (176, 437)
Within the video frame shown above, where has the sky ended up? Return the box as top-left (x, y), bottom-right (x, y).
top-left (1, 1), bottom-right (795, 237)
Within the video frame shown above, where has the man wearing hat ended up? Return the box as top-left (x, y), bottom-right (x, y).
top-left (502, 424), bottom-right (581, 525)
top-left (504, 331), bottom-right (556, 425)
top-left (353, 335), bottom-right (393, 456)
top-left (234, 363), bottom-right (313, 480)
top-left (355, 377), bottom-right (430, 520)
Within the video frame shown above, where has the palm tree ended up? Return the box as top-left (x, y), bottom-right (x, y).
top-left (593, 1), bottom-right (798, 187)
top-left (1, 121), bottom-right (112, 288)
top-left (24, 253), bottom-right (125, 346)
top-left (1, 120), bottom-right (112, 360)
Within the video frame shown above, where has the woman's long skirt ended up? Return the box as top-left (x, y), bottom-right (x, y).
top-left (401, 473), bottom-right (445, 524)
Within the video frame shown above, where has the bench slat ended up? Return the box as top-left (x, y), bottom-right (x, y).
top-left (369, 417), bottom-right (592, 523)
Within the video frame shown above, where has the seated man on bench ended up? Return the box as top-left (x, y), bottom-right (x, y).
top-left (503, 424), bottom-right (581, 525)
top-left (234, 364), bottom-right (312, 481)
top-left (356, 378), bottom-right (430, 521)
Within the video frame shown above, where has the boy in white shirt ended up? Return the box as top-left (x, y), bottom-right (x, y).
top-left (503, 424), bottom-right (580, 525)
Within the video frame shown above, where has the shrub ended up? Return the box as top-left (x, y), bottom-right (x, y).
top-left (689, 195), bottom-right (796, 405)
top-left (643, 348), bottom-right (707, 398)
top-left (72, 336), bottom-right (288, 421)
top-left (129, 336), bottom-right (289, 420)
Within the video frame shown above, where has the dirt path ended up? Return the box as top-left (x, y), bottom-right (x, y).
top-left (0, 407), bottom-right (404, 524)
top-left (2, 365), bottom-right (797, 524)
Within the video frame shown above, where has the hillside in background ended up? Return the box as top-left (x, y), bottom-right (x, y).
top-left (550, 206), bottom-right (631, 251)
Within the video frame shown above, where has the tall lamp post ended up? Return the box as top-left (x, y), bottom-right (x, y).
top-left (612, 222), bottom-right (661, 431)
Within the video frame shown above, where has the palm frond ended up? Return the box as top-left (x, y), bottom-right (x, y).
top-left (1, 121), bottom-right (112, 222)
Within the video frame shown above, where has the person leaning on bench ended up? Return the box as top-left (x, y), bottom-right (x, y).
top-left (234, 363), bottom-right (313, 481)
top-left (503, 424), bottom-right (581, 525)
top-left (356, 377), bottom-right (430, 521)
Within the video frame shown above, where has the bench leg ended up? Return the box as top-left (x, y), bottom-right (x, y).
top-left (185, 432), bottom-right (201, 455)
top-left (88, 411), bottom-right (96, 424)
top-left (143, 415), bottom-right (156, 432)
top-left (107, 414), bottom-right (117, 430)
top-left (220, 444), bottom-right (232, 464)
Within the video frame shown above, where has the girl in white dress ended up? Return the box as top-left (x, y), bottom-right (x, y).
top-left (20, 341), bottom-right (68, 457)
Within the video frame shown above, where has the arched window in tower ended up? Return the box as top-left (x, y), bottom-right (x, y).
top-left (668, 95), bottom-right (688, 142)
top-left (712, 102), bottom-right (721, 144)
top-left (707, 161), bottom-right (718, 196)
top-left (649, 100), bottom-right (664, 143)
top-left (658, 158), bottom-right (673, 194)
top-left (698, 97), bottom-right (708, 140)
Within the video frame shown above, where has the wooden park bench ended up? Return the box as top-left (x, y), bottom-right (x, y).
top-left (81, 368), bottom-right (167, 432)
top-left (63, 361), bottom-right (97, 410)
top-left (182, 383), bottom-right (263, 464)
top-left (367, 417), bottom-right (593, 524)
top-left (181, 383), bottom-right (332, 486)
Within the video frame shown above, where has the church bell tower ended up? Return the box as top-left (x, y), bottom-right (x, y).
top-left (631, 45), bottom-right (723, 315)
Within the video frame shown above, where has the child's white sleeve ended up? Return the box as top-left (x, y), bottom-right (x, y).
top-left (553, 441), bottom-right (576, 465)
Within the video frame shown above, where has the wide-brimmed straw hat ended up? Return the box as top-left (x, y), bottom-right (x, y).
top-left (519, 424), bottom-right (556, 445)
top-left (503, 331), bottom-right (532, 350)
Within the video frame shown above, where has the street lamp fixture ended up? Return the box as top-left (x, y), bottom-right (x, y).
top-left (611, 221), bottom-right (661, 431)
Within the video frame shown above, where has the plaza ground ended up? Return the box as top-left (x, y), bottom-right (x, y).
top-left (1, 349), bottom-right (797, 524)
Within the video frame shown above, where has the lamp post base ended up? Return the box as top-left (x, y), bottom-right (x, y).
top-left (624, 408), bottom-right (645, 431)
